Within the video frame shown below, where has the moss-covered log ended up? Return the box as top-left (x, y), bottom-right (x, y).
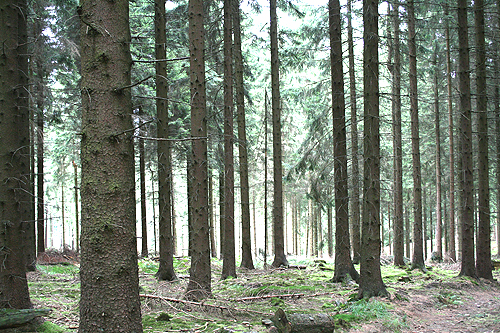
top-left (0, 308), bottom-right (51, 329)
top-left (270, 308), bottom-right (335, 333)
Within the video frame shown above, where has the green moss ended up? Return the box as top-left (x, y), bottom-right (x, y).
top-left (37, 321), bottom-right (66, 333)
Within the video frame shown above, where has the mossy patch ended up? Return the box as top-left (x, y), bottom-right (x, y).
top-left (37, 321), bottom-right (66, 333)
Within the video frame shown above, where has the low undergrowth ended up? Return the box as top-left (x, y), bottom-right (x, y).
top-left (25, 255), bottom-right (500, 332)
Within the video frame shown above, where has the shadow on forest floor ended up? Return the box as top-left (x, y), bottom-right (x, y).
top-left (24, 254), bottom-right (500, 332)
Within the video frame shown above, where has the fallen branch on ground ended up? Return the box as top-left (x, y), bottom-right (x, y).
top-left (232, 291), bottom-right (340, 302)
top-left (139, 294), bottom-right (271, 316)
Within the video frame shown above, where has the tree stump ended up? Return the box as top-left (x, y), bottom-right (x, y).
top-left (0, 308), bottom-right (51, 329)
top-left (270, 308), bottom-right (335, 333)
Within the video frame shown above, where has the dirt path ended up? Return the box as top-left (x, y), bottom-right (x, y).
top-left (350, 279), bottom-right (500, 333)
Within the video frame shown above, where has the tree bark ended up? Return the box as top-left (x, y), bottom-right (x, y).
top-left (391, 0), bottom-right (405, 267)
top-left (359, 0), bottom-right (388, 298)
top-left (222, 0), bottom-right (236, 280)
top-left (186, 0), bottom-right (212, 299)
top-left (330, 0), bottom-right (358, 283)
top-left (73, 161), bottom-right (79, 252)
top-left (433, 44), bottom-right (443, 262)
top-left (78, 0), bottom-right (143, 330)
top-left (270, 0), bottom-right (288, 268)
top-left (407, 0), bottom-right (425, 271)
top-left (495, 0), bottom-right (500, 260)
top-left (139, 108), bottom-right (148, 258)
top-left (155, 0), bottom-right (176, 281)
top-left (270, 308), bottom-right (335, 333)
top-left (457, 0), bottom-right (477, 278)
top-left (445, 3), bottom-right (456, 262)
top-left (234, 0), bottom-right (254, 270)
top-left (474, 0), bottom-right (492, 280)
top-left (0, 0), bottom-right (32, 310)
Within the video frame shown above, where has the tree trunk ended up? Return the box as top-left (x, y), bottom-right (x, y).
top-left (433, 44), bottom-right (443, 262)
top-left (209, 170), bottom-right (217, 257)
top-left (78, 0), bottom-right (143, 330)
top-left (347, 0), bottom-right (361, 266)
top-left (445, 3), bottom-right (456, 262)
top-left (391, 0), bottom-right (405, 267)
top-left (359, 0), bottom-right (387, 298)
top-left (139, 109), bottom-right (148, 258)
top-left (495, 0), bottom-right (500, 260)
top-left (36, 11), bottom-right (45, 255)
top-left (0, 0), bottom-right (32, 310)
top-left (330, 0), bottom-right (358, 283)
top-left (186, 0), bottom-right (212, 299)
top-left (270, 0), bottom-right (288, 268)
top-left (73, 161), bottom-right (79, 252)
top-left (457, 0), bottom-right (477, 278)
top-left (271, 308), bottom-right (335, 333)
top-left (26, 70), bottom-right (36, 270)
top-left (474, 0), bottom-right (492, 280)
top-left (222, 0), bottom-right (236, 280)
top-left (264, 91), bottom-right (269, 266)
top-left (407, 0), bottom-right (425, 271)
top-left (155, 0), bottom-right (176, 281)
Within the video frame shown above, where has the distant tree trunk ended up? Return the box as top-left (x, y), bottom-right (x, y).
top-left (423, 186), bottom-right (427, 259)
top-left (78, 0), bottom-right (143, 330)
top-left (433, 44), bottom-right (443, 262)
top-left (327, 205), bottom-right (333, 258)
top-left (495, 0), bottom-right (500, 259)
top-left (155, 0), bottom-right (176, 281)
top-left (347, 0), bottom-right (361, 265)
top-left (221, 0), bottom-right (236, 280)
top-left (187, 151), bottom-right (193, 256)
top-left (26, 76), bottom-right (36, 270)
top-left (139, 109), bottom-right (148, 258)
top-left (457, 0), bottom-right (477, 278)
top-left (359, 0), bottom-right (387, 298)
top-left (186, 0), bottom-right (212, 299)
top-left (36, 12), bottom-right (45, 255)
top-left (405, 203), bottom-right (410, 258)
top-left (171, 173), bottom-right (177, 255)
top-left (73, 161), bottom-right (79, 252)
top-left (270, 0), bottom-right (288, 268)
top-left (330, 0), bottom-right (358, 283)
top-left (407, 0), bottom-right (425, 270)
top-left (219, 159), bottom-right (225, 259)
top-left (61, 179), bottom-right (66, 247)
top-left (474, 0), bottom-right (492, 280)
top-left (445, 3), bottom-right (456, 262)
top-left (264, 91), bottom-right (269, 266)
top-left (209, 170), bottom-right (217, 257)
top-left (0, 0), bottom-right (32, 310)
top-left (150, 167), bottom-right (157, 253)
top-left (391, 0), bottom-right (404, 267)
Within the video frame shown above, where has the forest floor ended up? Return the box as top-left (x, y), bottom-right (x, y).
top-left (22, 251), bottom-right (500, 332)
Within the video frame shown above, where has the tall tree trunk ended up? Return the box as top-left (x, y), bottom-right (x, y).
top-left (221, 0), bottom-right (236, 280)
top-left (35, 13), bottom-right (45, 255)
top-left (474, 0), bottom-right (492, 280)
top-left (495, 0), bottom-right (500, 259)
top-left (186, 0), bottom-right (212, 299)
top-left (139, 109), bottom-right (148, 258)
top-left (330, 0), bottom-right (358, 283)
top-left (0, 0), bottom-right (32, 310)
top-left (234, 0), bottom-right (254, 268)
top-left (78, 0), bottom-right (143, 330)
top-left (391, 0), bottom-right (405, 267)
top-left (347, 0), bottom-right (361, 265)
top-left (73, 161), bottom-right (79, 252)
top-left (155, 0), bottom-right (176, 281)
top-left (407, 0), bottom-right (425, 270)
top-left (61, 179), bottom-right (65, 248)
top-left (26, 70), bottom-right (36, 270)
top-left (209, 170), bottom-right (217, 257)
top-left (359, 0), bottom-right (387, 298)
top-left (264, 91), bottom-right (269, 266)
top-left (433, 44), bottom-right (443, 262)
top-left (218, 157), bottom-right (225, 260)
top-left (457, 0), bottom-right (477, 278)
top-left (445, 3), bottom-right (456, 262)
top-left (270, 0), bottom-right (288, 268)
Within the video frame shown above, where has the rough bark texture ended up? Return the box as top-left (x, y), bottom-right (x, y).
top-left (359, 0), bottom-right (387, 298)
top-left (155, 0), bottom-right (176, 282)
top-left (271, 308), bottom-right (335, 333)
top-left (186, 0), bottom-right (212, 299)
top-left (234, 0), bottom-right (254, 270)
top-left (78, 0), bottom-right (143, 331)
top-left (330, 0), bottom-right (359, 283)
top-left (457, 0), bottom-right (477, 278)
top-left (139, 109), bottom-right (148, 258)
top-left (347, 0), bottom-right (361, 266)
top-left (496, 0), bottom-right (500, 260)
top-left (474, 0), bottom-right (492, 280)
top-left (433, 45), bottom-right (443, 261)
top-left (0, 0), bottom-right (32, 310)
top-left (270, 0), bottom-right (288, 268)
top-left (445, 4), bottom-right (456, 262)
top-left (391, 0), bottom-right (404, 267)
top-left (221, 0), bottom-right (236, 280)
top-left (408, 0), bottom-right (425, 270)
